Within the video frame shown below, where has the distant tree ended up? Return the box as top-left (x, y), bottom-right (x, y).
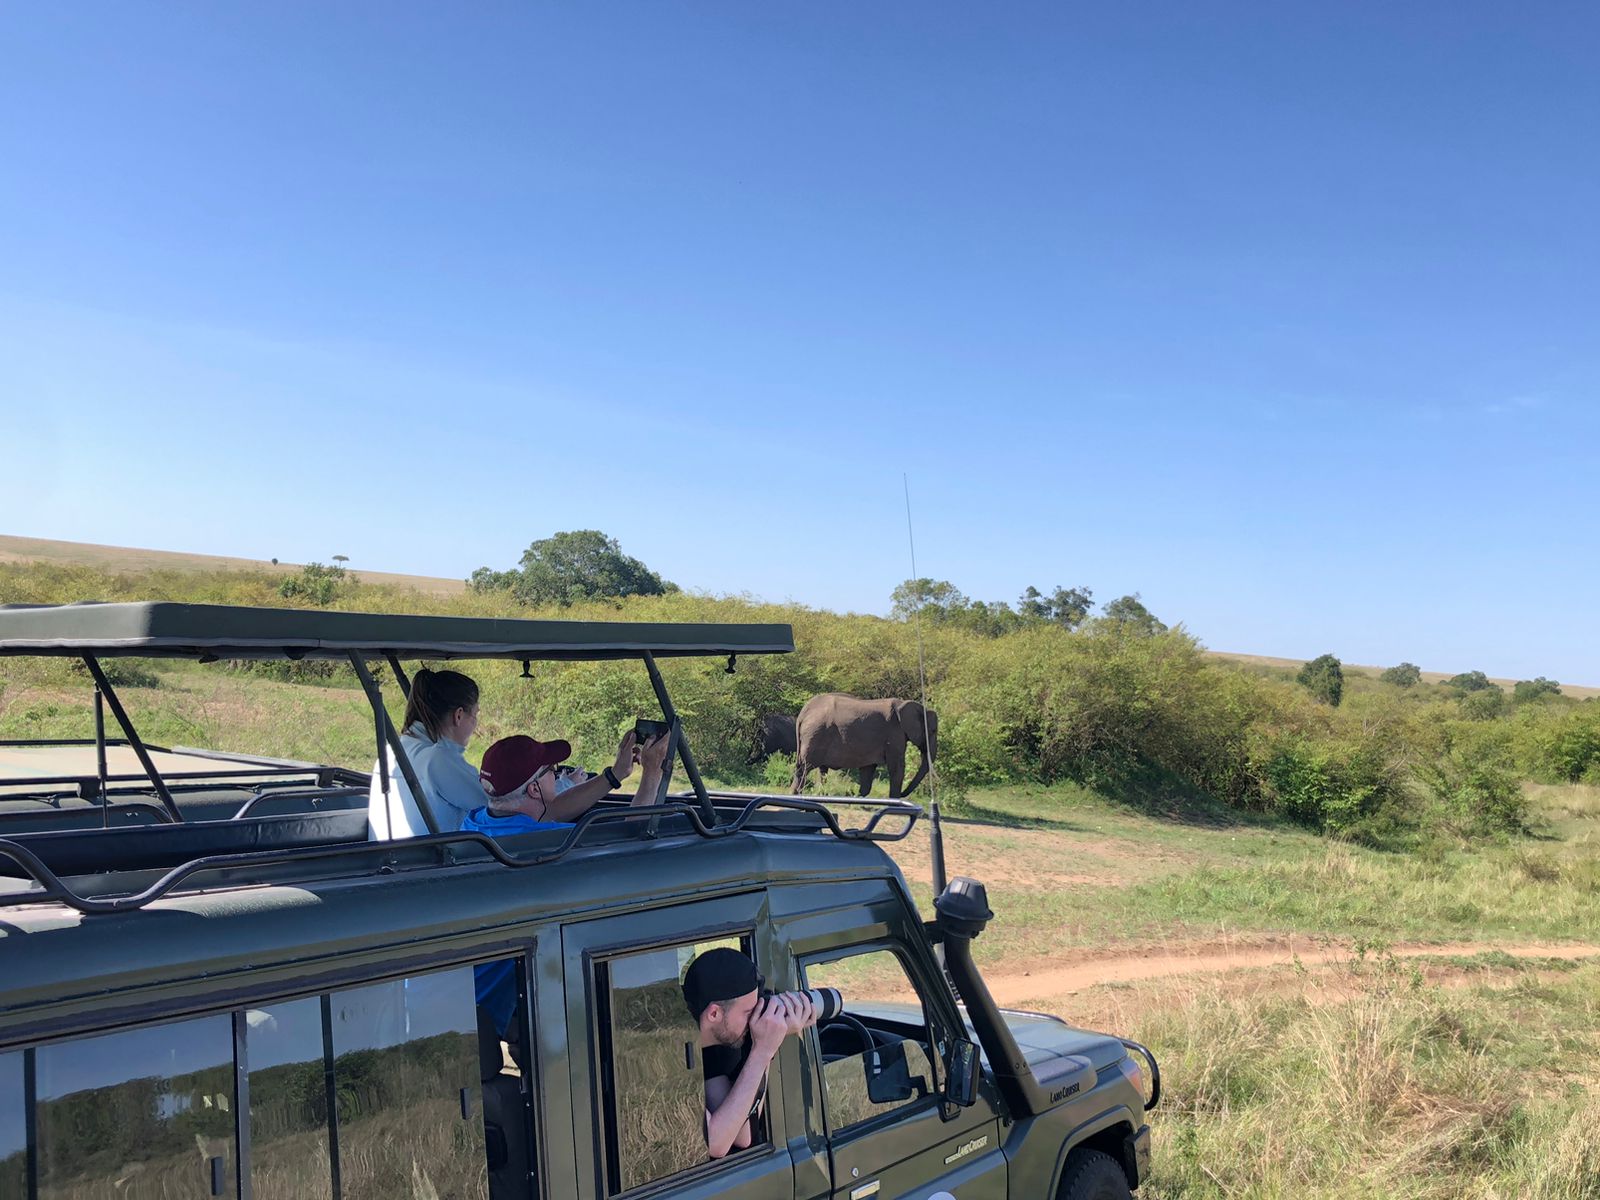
top-left (270, 557), bottom-right (278, 566)
top-left (1297, 654), bottom-right (1344, 707)
top-left (1100, 593), bottom-right (1167, 636)
top-left (1513, 677), bottom-right (1562, 703)
top-left (1018, 584), bottom-right (1095, 631)
top-left (468, 567), bottom-right (519, 593)
top-left (505, 530), bottom-right (673, 606)
top-left (1445, 670), bottom-right (1495, 695)
top-left (332, 554), bottom-right (349, 566)
top-left (891, 580), bottom-right (1025, 636)
top-left (891, 578), bottom-right (969, 621)
top-left (1379, 662), bottom-right (1422, 688)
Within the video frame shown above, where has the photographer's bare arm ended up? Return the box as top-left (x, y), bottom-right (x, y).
top-left (537, 731), bottom-right (669, 823)
top-left (703, 991), bottom-right (818, 1159)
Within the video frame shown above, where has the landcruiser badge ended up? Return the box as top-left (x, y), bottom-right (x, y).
top-left (942, 1135), bottom-right (988, 1165)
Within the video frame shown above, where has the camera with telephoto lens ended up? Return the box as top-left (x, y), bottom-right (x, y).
top-left (760, 985), bottom-right (843, 1022)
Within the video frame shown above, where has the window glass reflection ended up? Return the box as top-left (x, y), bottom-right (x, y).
top-left (34, 1016), bottom-right (236, 1200)
top-left (807, 950), bottom-right (936, 1133)
top-left (0, 1052), bottom-right (25, 1199)
top-left (329, 968), bottom-right (487, 1200)
top-left (246, 997), bottom-right (333, 1200)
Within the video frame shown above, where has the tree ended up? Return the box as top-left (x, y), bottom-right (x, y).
top-left (483, 530), bottom-right (673, 607)
top-left (1445, 670), bottom-right (1495, 695)
top-left (1297, 654), bottom-right (1344, 707)
top-left (1513, 677), bottom-right (1562, 703)
top-left (1100, 593), bottom-right (1167, 636)
top-left (890, 580), bottom-right (1025, 637)
top-left (1379, 662), bottom-right (1422, 688)
top-left (332, 554), bottom-right (349, 567)
top-left (468, 567), bottom-right (519, 593)
top-left (891, 578), bottom-right (969, 621)
top-left (1018, 584), bottom-right (1095, 630)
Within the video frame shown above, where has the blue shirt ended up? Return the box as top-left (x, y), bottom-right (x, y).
top-left (367, 722), bottom-right (486, 841)
top-left (461, 805), bottom-right (572, 1033)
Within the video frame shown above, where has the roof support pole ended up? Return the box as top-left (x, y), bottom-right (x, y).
top-left (347, 652), bottom-right (439, 836)
top-left (94, 685), bottom-right (109, 829)
top-left (383, 653), bottom-right (412, 699)
top-left (81, 656), bottom-right (182, 823)
top-left (641, 652), bottom-right (714, 825)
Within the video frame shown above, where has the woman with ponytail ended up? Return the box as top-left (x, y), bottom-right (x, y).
top-left (367, 667), bottom-right (484, 839)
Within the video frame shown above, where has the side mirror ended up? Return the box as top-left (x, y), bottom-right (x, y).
top-left (945, 1039), bottom-right (980, 1107)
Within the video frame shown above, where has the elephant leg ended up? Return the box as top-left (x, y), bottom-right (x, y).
top-left (792, 758), bottom-right (808, 795)
top-left (888, 748), bottom-right (906, 799)
top-left (857, 765), bottom-right (876, 797)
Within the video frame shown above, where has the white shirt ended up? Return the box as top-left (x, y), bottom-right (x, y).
top-left (367, 722), bottom-right (485, 840)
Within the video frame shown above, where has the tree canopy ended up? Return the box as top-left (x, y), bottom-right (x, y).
top-left (1100, 593), bottom-right (1167, 636)
top-left (1379, 662), bottom-right (1422, 688)
top-left (1513, 677), bottom-right (1562, 703)
top-left (1446, 670), bottom-right (1496, 695)
top-left (1297, 653), bottom-right (1344, 707)
top-left (470, 530), bottom-right (675, 607)
top-left (1018, 584), bottom-right (1095, 630)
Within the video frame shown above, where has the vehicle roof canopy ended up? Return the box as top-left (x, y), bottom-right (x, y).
top-left (0, 602), bottom-right (795, 661)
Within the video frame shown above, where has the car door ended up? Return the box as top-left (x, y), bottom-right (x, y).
top-left (561, 891), bottom-right (798, 1200)
top-left (771, 880), bottom-right (1008, 1200)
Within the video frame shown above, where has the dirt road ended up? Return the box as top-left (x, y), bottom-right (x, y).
top-left (982, 938), bottom-right (1600, 1007)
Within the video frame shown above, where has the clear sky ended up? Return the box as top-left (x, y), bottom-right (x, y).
top-left (2, 3), bottom-right (1595, 682)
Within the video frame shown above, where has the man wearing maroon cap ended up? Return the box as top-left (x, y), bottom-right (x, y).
top-left (466, 729), bottom-right (672, 837)
top-left (464, 729), bottom-right (672, 1039)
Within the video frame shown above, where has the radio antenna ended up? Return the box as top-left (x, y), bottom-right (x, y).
top-left (903, 474), bottom-right (947, 899)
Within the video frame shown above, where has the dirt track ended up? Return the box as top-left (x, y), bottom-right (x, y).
top-left (982, 939), bottom-right (1600, 1006)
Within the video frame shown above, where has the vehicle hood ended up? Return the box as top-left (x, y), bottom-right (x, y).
top-left (843, 1000), bottom-right (1127, 1074)
top-left (985, 1008), bottom-right (1127, 1074)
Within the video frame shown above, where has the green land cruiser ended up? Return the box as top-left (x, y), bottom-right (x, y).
top-left (0, 602), bottom-right (1157, 1200)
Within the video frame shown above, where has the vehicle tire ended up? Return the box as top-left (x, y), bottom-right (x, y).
top-left (1057, 1148), bottom-right (1132, 1200)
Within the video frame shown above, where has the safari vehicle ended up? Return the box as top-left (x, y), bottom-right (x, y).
top-left (0, 601), bottom-right (1158, 1200)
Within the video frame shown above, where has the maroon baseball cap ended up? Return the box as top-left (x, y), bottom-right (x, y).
top-left (478, 735), bottom-right (573, 797)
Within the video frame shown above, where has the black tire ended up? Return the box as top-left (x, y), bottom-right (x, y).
top-left (1057, 1148), bottom-right (1133, 1200)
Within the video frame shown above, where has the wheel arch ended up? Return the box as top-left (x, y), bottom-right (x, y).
top-left (1048, 1106), bottom-right (1142, 1195)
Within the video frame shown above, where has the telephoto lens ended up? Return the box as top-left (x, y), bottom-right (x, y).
top-left (804, 987), bottom-right (844, 1021)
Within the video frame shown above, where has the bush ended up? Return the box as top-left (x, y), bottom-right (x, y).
top-left (1512, 677), bottom-right (1561, 704)
top-left (278, 562), bottom-right (348, 606)
top-left (1297, 654), bottom-right (1344, 707)
top-left (1379, 662), bottom-right (1422, 688)
top-left (1259, 737), bottom-right (1404, 837)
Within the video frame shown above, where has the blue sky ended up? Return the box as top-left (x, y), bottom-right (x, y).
top-left (2, 3), bottom-right (1595, 682)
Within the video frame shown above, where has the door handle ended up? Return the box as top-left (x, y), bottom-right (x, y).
top-left (849, 1182), bottom-right (880, 1200)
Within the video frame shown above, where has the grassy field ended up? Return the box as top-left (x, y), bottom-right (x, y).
top-left (0, 533), bottom-right (465, 595)
top-left (870, 782), bottom-right (1600, 1200)
top-left (4, 651), bottom-right (1599, 1197)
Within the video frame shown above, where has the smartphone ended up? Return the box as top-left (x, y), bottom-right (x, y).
top-left (633, 718), bottom-right (671, 744)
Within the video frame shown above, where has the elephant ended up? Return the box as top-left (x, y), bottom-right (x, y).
top-left (750, 712), bottom-right (797, 761)
top-left (792, 694), bottom-right (938, 799)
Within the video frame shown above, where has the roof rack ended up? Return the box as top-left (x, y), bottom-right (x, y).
top-left (0, 794), bottom-right (921, 916)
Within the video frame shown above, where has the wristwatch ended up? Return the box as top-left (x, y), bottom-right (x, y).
top-left (602, 766), bottom-right (621, 790)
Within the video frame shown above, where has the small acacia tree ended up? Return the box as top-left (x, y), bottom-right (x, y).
top-left (1297, 653), bottom-right (1344, 707)
top-left (471, 530), bottom-right (674, 607)
top-left (1513, 677), bottom-right (1561, 703)
top-left (1446, 670), bottom-right (1495, 694)
top-left (1379, 662), bottom-right (1422, 688)
top-left (1100, 593), bottom-right (1167, 636)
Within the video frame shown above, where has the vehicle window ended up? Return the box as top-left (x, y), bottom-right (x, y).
top-left (328, 966), bottom-right (489, 1200)
top-left (597, 935), bottom-right (750, 1194)
top-left (805, 948), bottom-right (937, 1134)
top-left (34, 1014), bottom-right (237, 1200)
top-left (245, 997), bottom-right (333, 1200)
top-left (1, 1052), bottom-right (24, 1198)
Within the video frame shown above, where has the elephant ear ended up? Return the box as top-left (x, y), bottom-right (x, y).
top-left (898, 700), bottom-right (924, 737)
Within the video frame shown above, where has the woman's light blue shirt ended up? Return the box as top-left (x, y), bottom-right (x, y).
top-left (366, 722), bottom-right (485, 840)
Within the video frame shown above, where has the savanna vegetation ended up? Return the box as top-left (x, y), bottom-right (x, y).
top-left (4, 541), bottom-right (1598, 1199)
top-left (4, 546), bottom-right (1593, 854)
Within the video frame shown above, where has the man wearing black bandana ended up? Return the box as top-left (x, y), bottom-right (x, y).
top-left (682, 948), bottom-right (818, 1158)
